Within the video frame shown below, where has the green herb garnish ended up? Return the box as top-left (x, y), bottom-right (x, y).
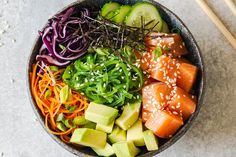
top-left (59, 44), bottom-right (66, 50)
top-left (50, 66), bottom-right (59, 72)
top-left (44, 89), bottom-right (51, 99)
top-left (60, 85), bottom-right (69, 104)
top-left (153, 47), bottom-right (162, 60)
top-left (163, 47), bottom-right (172, 52)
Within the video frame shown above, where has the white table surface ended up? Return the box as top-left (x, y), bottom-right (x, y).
top-left (0, 0), bottom-right (236, 157)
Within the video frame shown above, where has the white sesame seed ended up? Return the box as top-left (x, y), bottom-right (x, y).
top-left (0, 30), bottom-right (5, 34)
top-left (172, 111), bottom-right (178, 115)
top-left (12, 39), bottom-right (16, 43)
top-left (165, 95), bottom-right (169, 100)
top-left (5, 24), bottom-right (10, 29)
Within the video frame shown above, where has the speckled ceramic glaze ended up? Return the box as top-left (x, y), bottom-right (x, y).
top-left (27, 0), bottom-right (205, 156)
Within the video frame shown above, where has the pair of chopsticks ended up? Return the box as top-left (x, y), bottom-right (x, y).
top-left (196, 0), bottom-right (236, 49)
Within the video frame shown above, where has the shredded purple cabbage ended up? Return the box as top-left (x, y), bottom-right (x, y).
top-left (36, 7), bottom-right (90, 67)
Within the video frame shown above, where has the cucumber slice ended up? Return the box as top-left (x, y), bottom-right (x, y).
top-left (101, 2), bottom-right (120, 19)
top-left (161, 20), bottom-right (170, 33)
top-left (125, 2), bottom-right (163, 32)
top-left (113, 5), bottom-right (132, 24)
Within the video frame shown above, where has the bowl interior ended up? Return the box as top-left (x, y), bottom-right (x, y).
top-left (27, 0), bottom-right (205, 156)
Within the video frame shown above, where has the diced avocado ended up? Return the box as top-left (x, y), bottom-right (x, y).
top-left (70, 128), bottom-right (107, 149)
top-left (108, 126), bottom-right (126, 144)
top-left (115, 101), bottom-right (141, 130)
top-left (82, 121), bottom-right (96, 129)
top-left (127, 119), bottom-right (145, 146)
top-left (92, 143), bottom-right (115, 157)
top-left (96, 121), bottom-right (114, 133)
top-left (85, 102), bottom-right (118, 125)
top-left (73, 115), bottom-right (90, 125)
top-left (143, 130), bottom-right (159, 151)
top-left (112, 141), bottom-right (140, 157)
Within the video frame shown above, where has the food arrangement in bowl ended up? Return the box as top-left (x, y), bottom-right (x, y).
top-left (28, 1), bottom-right (204, 156)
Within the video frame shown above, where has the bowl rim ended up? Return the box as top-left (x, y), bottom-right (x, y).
top-left (26, 0), bottom-right (205, 156)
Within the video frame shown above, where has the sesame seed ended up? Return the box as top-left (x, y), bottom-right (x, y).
top-left (0, 30), bottom-right (5, 34)
top-left (5, 24), bottom-right (10, 29)
top-left (12, 39), bottom-right (16, 43)
top-left (172, 111), bottom-right (178, 115)
top-left (165, 95), bottom-right (169, 100)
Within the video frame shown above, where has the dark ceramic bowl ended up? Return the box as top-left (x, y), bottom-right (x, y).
top-left (27, 0), bottom-right (205, 156)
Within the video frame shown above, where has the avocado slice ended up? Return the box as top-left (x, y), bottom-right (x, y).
top-left (96, 121), bottom-right (114, 133)
top-left (70, 128), bottom-right (107, 149)
top-left (92, 143), bottom-right (115, 157)
top-left (143, 130), bottom-right (159, 151)
top-left (127, 119), bottom-right (145, 146)
top-left (82, 121), bottom-right (96, 129)
top-left (85, 102), bottom-right (118, 125)
top-left (115, 101), bottom-right (141, 130)
top-left (108, 126), bottom-right (126, 144)
top-left (112, 141), bottom-right (140, 157)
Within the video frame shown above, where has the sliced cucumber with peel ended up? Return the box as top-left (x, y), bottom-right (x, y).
top-left (161, 20), bottom-right (170, 33)
top-left (125, 2), bottom-right (163, 32)
top-left (101, 2), bottom-right (120, 19)
top-left (113, 5), bottom-right (132, 24)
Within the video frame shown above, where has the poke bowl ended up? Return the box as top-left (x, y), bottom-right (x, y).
top-left (27, 0), bottom-right (205, 156)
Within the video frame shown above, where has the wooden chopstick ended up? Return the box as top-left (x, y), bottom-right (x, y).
top-left (224, 0), bottom-right (236, 16)
top-left (196, 0), bottom-right (236, 49)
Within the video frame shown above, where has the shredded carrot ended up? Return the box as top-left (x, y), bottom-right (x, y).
top-left (30, 62), bottom-right (89, 142)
